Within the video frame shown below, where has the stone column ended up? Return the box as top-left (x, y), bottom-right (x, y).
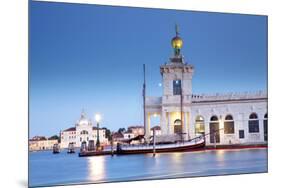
top-left (167, 112), bottom-right (171, 134)
top-left (145, 112), bottom-right (151, 141)
top-left (219, 116), bottom-right (224, 144)
top-left (237, 113), bottom-right (244, 144)
top-left (244, 117), bottom-right (249, 143)
top-left (186, 112), bottom-right (191, 140)
top-left (259, 117), bottom-right (264, 142)
top-left (183, 112), bottom-right (187, 140)
top-left (205, 119), bottom-right (210, 145)
top-left (161, 110), bottom-right (167, 135)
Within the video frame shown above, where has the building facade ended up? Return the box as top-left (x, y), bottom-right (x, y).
top-left (127, 126), bottom-right (145, 137)
top-left (123, 131), bottom-right (135, 140)
top-left (112, 132), bottom-right (125, 144)
top-left (29, 136), bottom-right (59, 151)
top-left (60, 111), bottom-right (108, 148)
top-left (145, 26), bottom-right (267, 146)
top-left (150, 126), bottom-right (162, 136)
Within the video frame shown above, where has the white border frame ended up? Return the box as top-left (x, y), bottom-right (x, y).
top-left (1, 0), bottom-right (280, 188)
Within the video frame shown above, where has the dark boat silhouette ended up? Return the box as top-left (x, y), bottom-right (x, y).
top-left (52, 144), bottom-right (60, 154)
top-left (116, 136), bottom-right (205, 155)
top-left (67, 142), bottom-right (75, 154)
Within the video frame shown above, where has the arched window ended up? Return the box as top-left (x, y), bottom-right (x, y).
top-left (248, 113), bottom-right (259, 133)
top-left (80, 130), bottom-right (88, 135)
top-left (209, 115), bottom-right (220, 143)
top-left (249, 113), bottom-right (258, 119)
top-left (210, 116), bottom-right (219, 121)
top-left (174, 119), bottom-right (182, 134)
top-left (224, 115), bottom-right (234, 134)
top-left (174, 119), bottom-right (181, 125)
top-left (225, 115), bottom-right (233, 121)
top-left (264, 113), bottom-right (268, 141)
top-left (195, 116), bottom-right (205, 134)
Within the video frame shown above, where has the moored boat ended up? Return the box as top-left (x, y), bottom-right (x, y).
top-left (79, 150), bottom-right (114, 157)
top-left (67, 142), bottom-right (75, 154)
top-left (116, 136), bottom-right (205, 155)
top-left (53, 143), bottom-right (60, 154)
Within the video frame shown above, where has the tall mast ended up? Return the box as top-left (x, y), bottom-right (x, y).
top-left (180, 69), bottom-right (183, 141)
top-left (175, 24), bottom-right (184, 141)
top-left (143, 64), bottom-right (146, 140)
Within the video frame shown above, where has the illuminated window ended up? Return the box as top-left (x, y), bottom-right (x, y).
top-left (174, 119), bottom-right (182, 134)
top-left (195, 116), bottom-right (205, 134)
top-left (173, 80), bottom-right (182, 95)
top-left (224, 115), bottom-right (234, 134)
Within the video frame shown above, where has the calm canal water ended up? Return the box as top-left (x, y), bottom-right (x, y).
top-left (29, 148), bottom-right (267, 187)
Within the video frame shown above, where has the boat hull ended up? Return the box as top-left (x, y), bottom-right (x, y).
top-left (116, 141), bottom-right (205, 155)
top-left (79, 150), bottom-right (114, 157)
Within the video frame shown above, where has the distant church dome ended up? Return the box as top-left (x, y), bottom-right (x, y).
top-left (76, 109), bottom-right (92, 126)
top-left (79, 118), bottom-right (90, 125)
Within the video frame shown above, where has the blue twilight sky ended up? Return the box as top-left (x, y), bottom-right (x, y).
top-left (29, 1), bottom-right (267, 137)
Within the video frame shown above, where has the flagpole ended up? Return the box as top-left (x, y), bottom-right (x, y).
top-left (143, 64), bottom-right (146, 142)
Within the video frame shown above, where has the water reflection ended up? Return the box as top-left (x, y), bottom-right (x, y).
top-left (215, 150), bottom-right (226, 168)
top-left (216, 150), bottom-right (225, 160)
top-left (87, 156), bottom-right (106, 181)
top-left (171, 152), bottom-right (185, 165)
top-left (29, 148), bottom-right (267, 187)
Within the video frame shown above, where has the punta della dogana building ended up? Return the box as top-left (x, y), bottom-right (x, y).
top-left (144, 25), bottom-right (268, 147)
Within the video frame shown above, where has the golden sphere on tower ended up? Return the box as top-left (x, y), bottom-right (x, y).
top-left (171, 36), bottom-right (183, 49)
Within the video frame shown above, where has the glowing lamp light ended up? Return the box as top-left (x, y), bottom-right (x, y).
top-left (95, 114), bottom-right (101, 123)
top-left (95, 113), bottom-right (102, 148)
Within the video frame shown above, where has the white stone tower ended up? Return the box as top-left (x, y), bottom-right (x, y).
top-left (160, 25), bottom-right (194, 139)
top-left (144, 25), bottom-right (194, 141)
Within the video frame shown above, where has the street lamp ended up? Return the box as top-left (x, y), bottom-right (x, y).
top-left (95, 113), bottom-right (101, 148)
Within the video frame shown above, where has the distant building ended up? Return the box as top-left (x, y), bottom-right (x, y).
top-left (150, 126), bottom-right (161, 136)
top-left (29, 136), bottom-right (58, 151)
top-left (112, 132), bottom-right (124, 144)
top-left (127, 126), bottom-right (144, 137)
top-left (123, 130), bottom-right (135, 140)
top-left (60, 111), bottom-right (108, 148)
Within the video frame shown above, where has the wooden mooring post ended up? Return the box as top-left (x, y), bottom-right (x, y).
top-left (110, 139), bottom-right (114, 156)
top-left (153, 128), bottom-right (156, 157)
top-left (214, 132), bottom-right (217, 149)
